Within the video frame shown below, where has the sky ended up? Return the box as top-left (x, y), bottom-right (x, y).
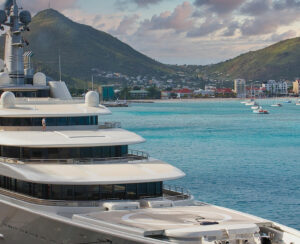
top-left (2, 0), bottom-right (300, 65)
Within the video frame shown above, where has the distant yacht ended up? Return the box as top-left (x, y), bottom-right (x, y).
top-left (0, 1), bottom-right (299, 244)
top-left (253, 106), bottom-right (269, 114)
top-left (271, 103), bottom-right (282, 107)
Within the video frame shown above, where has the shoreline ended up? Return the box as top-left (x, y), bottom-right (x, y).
top-left (128, 97), bottom-right (297, 103)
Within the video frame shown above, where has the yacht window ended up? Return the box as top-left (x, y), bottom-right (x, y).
top-left (0, 145), bottom-right (129, 159)
top-left (114, 184), bottom-right (126, 199)
top-left (0, 176), bottom-right (163, 201)
top-left (138, 183), bottom-right (148, 196)
top-left (74, 186), bottom-right (88, 200)
top-left (126, 184), bottom-right (137, 199)
top-left (0, 116), bottom-right (98, 127)
top-left (100, 185), bottom-right (114, 199)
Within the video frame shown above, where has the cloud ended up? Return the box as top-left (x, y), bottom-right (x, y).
top-left (116, 0), bottom-right (163, 9)
top-left (187, 16), bottom-right (224, 37)
top-left (240, 0), bottom-right (272, 16)
top-left (269, 30), bottom-right (297, 42)
top-left (139, 2), bottom-right (195, 32)
top-left (240, 8), bottom-right (300, 36)
top-left (111, 15), bottom-right (140, 35)
top-left (194, 0), bottom-right (246, 14)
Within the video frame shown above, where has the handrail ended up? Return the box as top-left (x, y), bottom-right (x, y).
top-left (0, 150), bottom-right (149, 165)
top-left (0, 187), bottom-right (191, 207)
top-left (98, 122), bottom-right (121, 129)
top-left (163, 184), bottom-right (191, 200)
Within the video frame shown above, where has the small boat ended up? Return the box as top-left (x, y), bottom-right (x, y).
top-left (271, 103), bottom-right (282, 107)
top-left (245, 101), bottom-right (257, 106)
top-left (251, 105), bottom-right (259, 110)
top-left (296, 103), bottom-right (300, 106)
top-left (253, 106), bottom-right (269, 114)
top-left (284, 100), bottom-right (292, 103)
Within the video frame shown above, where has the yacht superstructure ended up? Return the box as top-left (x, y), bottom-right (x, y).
top-left (0, 1), bottom-right (299, 244)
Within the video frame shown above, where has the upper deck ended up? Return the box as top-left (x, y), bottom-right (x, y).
top-left (0, 98), bottom-right (111, 117)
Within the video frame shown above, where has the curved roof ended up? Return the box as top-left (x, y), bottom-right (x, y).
top-left (0, 159), bottom-right (185, 184)
top-left (0, 103), bottom-right (111, 117)
top-left (0, 128), bottom-right (145, 147)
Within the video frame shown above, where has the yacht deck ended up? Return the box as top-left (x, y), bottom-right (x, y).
top-left (0, 128), bottom-right (145, 147)
top-left (0, 158), bottom-right (185, 184)
top-left (73, 204), bottom-right (268, 238)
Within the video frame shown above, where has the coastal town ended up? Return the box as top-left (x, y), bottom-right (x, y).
top-left (92, 72), bottom-right (300, 101)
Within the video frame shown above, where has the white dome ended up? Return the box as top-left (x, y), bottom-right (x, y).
top-left (1, 91), bottom-right (15, 108)
top-left (0, 72), bottom-right (10, 85)
top-left (85, 91), bottom-right (99, 107)
top-left (33, 72), bottom-right (47, 86)
top-left (0, 59), bottom-right (4, 71)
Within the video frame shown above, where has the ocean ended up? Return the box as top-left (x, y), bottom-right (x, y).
top-left (103, 99), bottom-right (300, 230)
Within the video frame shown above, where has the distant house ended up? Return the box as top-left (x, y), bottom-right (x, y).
top-left (246, 87), bottom-right (265, 98)
top-left (99, 85), bottom-right (115, 101)
top-left (262, 80), bottom-right (288, 96)
top-left (175, 88), bottom-right (193, 98)
top-left (293, 79), bottom-right (300, 95)
top-left (216, 88), bottom-right (233, 95)
top-left (129, 90), bottom-right (149, 99)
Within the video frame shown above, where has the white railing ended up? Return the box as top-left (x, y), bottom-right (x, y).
top-left (0, 150), bottom-right (149, 165)
top-left (98, 122), bottom-right (121, 129)
top-left (163, 184), bottom-right (191, 200)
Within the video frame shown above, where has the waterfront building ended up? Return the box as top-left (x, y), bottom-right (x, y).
top-left (129, 90), bottom-right (149, 99)
top-left (100, 85), bottom-right (115, 101)
top-left (234, 79), bottom-right (246, 98)
top-left (175, 88), bottom-right (193, 98)
top-left (262, 80), bottom-right (288, 96)
top-left (293, 79), bottom-right (300, 95)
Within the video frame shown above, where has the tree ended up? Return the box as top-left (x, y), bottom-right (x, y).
top-left (147, 86), bottom-right (161, 99)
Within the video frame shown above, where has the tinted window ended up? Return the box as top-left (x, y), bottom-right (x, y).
top-left (0, 177), bottom-right (163, 201)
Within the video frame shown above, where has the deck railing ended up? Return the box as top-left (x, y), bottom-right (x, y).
top-left (163, 184), bottom-right (191, 201)
top-left (0, 150), bottom-right (149, 165)
top-left (0, 186), bottom-right (191, 208)
top-left (98, 122), bottom-right (121, 129)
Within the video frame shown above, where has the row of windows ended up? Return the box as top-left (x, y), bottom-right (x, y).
top-left (0, 116), bottom-right (98, 127)
top-left (0, 145), bottom-right (128, 159)
top-left (0, 90), bottom-right (50, 98)
top-left (0, 176), bottom-right (163, 201)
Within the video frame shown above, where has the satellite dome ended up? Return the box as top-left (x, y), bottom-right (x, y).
top-left (33, 72), bottom-right (47, 86)
top-left (19, 10), bottom-right (31, 25)
top-left (0, 10), bottom-right (7, 24)
top-left (1, 91), bottom-right (15, 108)
top-left (85, 91), bottom-right (99, 107)
top-left (0, 72), bottom-right (10, 85)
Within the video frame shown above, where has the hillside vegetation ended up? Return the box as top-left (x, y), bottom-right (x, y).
top-left (201, 37), bottom-right (300, 80)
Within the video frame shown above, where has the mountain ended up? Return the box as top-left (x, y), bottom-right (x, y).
top-left (200, 37), bottom-right (300, 81)
top-left (1, 9), bottom-right (174, 87)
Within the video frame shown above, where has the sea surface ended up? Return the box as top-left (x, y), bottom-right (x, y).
top-left (103, 99), bottom-right (300, 230)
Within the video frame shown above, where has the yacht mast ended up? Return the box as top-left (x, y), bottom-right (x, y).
top-left (2, 0), bottom-right (31, 85)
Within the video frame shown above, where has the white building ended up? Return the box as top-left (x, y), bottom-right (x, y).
top-left (262, 80), bottom-right (288, 96)
top-left (234, 79), bottom-right (246, 98)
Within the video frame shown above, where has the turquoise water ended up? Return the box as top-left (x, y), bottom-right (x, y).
top-left (103, 100), bottom-right (300, 230)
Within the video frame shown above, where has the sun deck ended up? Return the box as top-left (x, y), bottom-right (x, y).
top-left (73, 204), bottom-right (268, 240)
top-left (0, 128), bottom-right (145, 147)
top-left (0, 102), bottom-right (111, 117)
top-left (0, 157), bottom-right (185, 184)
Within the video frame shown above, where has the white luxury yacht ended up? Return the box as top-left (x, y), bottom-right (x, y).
top-left (0, 1), bottom-right (299, 244)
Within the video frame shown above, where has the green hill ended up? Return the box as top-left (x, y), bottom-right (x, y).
top-left (201, 37), bottom-right (300, 81)
top-left (2, 9), bottom-right (174, 87)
